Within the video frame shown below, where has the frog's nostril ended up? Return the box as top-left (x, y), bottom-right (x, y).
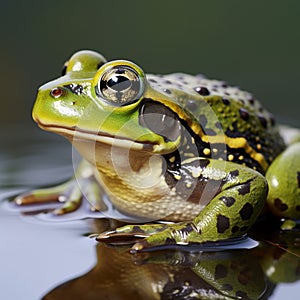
top-left (50, 87), bottom-right (64, 98)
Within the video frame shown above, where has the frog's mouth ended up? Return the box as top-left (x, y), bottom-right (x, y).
top-left (35, 120), bottom-right (157, 152)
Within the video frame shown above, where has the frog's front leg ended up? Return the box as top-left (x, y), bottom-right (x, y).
top-left (15, 160), bottom-right (107, 214)
top-left (97, 159), bottom-right (268, 252)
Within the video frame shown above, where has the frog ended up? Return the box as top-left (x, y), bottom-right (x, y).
top-left (15, 50), bottom-right (300, 252)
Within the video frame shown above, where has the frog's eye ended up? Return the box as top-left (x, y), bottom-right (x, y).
top-left (62, 50), bottom-right (107, 75)
top-left (96, 65), bottom-right (144, 106)
top-left (139, 101), bottom-right (182, 142)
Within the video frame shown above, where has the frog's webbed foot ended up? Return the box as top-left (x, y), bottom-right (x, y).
top-left (15, 178), bottom-right (106, 215)
top-left (14, 160), bottom-right (106, 215)
top-left (96, 222), bottom-right (196, 252)
top-left (15, 180), bottom-right (81, 214)
top-left (96, 223), bottom-right (170, 247)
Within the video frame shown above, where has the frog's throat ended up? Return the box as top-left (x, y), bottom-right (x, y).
top-left (35, 121), bottom-right (157, 152)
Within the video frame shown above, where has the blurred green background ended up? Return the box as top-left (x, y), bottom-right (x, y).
top-left (1, 0), bottom-right (300, 131)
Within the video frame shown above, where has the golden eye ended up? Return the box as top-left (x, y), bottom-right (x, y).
top-left (96, 65), bottom-right (144, 106)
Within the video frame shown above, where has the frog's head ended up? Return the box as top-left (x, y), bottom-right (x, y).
top-left (33, 50), bottom-right (201, 156)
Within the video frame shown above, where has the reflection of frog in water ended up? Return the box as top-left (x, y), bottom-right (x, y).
top-left (16, 50), bottom-right (300, 252)
top-left (43, 220), bottom-right (267, 300)
top-left (42, 220), bottom-right (300, 300)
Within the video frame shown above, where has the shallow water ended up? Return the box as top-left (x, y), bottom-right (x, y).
top-left (1, 129), bottom-right (300, 299)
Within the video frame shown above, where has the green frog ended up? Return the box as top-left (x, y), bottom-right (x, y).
top-left (16, 50), bottom-right (300, 252)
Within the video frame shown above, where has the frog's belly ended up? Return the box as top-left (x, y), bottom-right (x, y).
top-left (92, 159), bottom-right (204, 222)
top-left (110, 193), bottom-right (203, 222)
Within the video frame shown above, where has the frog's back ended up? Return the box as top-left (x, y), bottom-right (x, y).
top-left (147, 73), bottom-right (285, 174)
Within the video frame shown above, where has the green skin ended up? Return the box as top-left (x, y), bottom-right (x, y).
top-left (16, 50), bottom-right (300, 252)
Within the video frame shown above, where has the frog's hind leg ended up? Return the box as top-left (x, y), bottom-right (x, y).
top-left (97, 159), bottom-right (268, 252)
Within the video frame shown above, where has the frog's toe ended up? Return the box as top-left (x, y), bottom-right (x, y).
top-left (15, 192), bottom-right (60, 206)
top-left (96, 230), bottom-right (149, 245)
top-left (95, 223), bottom-right (171, 246)
top-left (52, 186), bottom-right (82, 215)
top-left (14, 182), bottom-right (70, 206)
top-left (47, 181), bottom-right (105, 215)
top-left (82, 181), bottom-right (107, 212)
top-left (130, 240), bottom-right (153, 253)
top-left (129, 228), bottom-right (181, 253)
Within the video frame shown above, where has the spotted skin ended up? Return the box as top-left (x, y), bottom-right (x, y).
top-left (64, 84), bottom-right (84, 95)
top-left (147, 72), bottom-right (285, 173)
top-left (239, 203), bottom-right (254, 220)
top-left (220, 196), bottom-right (235, 207)
top-left (216, 215), bottom-right (230, 233)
